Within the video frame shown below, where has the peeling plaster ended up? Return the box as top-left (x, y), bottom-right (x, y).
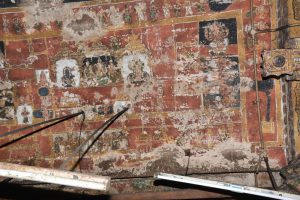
top-left (63, 10), bottom-right (105, 41)
top-left (59, 91), bottom-right (81, 107)
top-left (92, 139), bottom-right (280, 176)
top-left (23, 0), bottom-right (106, 41)
top-left (168, 109), bottom-right (238, 132)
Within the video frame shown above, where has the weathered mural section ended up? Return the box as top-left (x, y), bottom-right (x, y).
top-left (0, 0), bottom-right (286, 188)
top-left (0, 80), bottom-right (14, 121)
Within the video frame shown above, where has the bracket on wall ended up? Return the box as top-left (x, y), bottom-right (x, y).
top-left (262, 49), bottom-right (300, 80)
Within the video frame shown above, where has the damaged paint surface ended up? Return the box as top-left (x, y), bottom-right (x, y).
top-left (0, 0), bottom-right (288, 192)
top-left (0, 80), bottom-right (14, 121)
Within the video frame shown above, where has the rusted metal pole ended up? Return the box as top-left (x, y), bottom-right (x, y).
top-left (0, 162), bottom-right (110, 191)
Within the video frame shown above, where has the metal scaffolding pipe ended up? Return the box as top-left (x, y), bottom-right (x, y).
top-left (0, 162), bottom-right (110, 191)
top-left (155, 173), bottom-right (300, 200)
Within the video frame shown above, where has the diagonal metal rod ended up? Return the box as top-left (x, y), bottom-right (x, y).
top-left (0, 111), bottom-right (84, 138)
top-left (0, 111), bottom-right (84, 149)
top-left (60, 106), bottom-right (129, 171)
top-left (250, 0), bottom-right (278, 190)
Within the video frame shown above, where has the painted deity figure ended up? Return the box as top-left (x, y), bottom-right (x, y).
top-left (127, 59), bottom-right (149, 85)
top-left (107, 58), bottom-right (121, 83)
top-left (0, 88), bottom-right (14, 120)
top-left (95, 59), bottom-right (110, 85)
top-left (21, 106), bottom-right (29, 123)
top-left (39, 70), bottom-right (49, 86)
top-left (204, 21), bottom-right (229, 55)
top-left (82, 58), bottom-right (97, 85)
top-left (61, 67), bottom-right (75, 87)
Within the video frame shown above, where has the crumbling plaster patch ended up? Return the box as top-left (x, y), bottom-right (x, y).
top-left (92, 138), bottom-right (280, 176)
top-left (22, 0), bottom-right (106, 41)
top-left (168, 109), bottom-right (238, 132)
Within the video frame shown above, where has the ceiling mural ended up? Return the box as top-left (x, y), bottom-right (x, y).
top-left (0, 0), bottom-right (287, 192)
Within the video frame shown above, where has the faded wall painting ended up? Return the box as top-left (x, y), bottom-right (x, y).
top-left (0, 80), bottom-right (14, 121)
top-left (16, 104), bottom-right (33, 125)
top-left (121, 54), bottom-right (151, 85)
top-left (0, 0), bottom-right (286, 187)
top-left (81, 56), bottom-right (122, 87)
top-left (36, 70), bottom-right (51, 86)
top-left (199, 18), bottom-right (237, 55)
top-left (203, 56), bottom-right (240, 109)
top-left (56, 59), bottom-right (80, 88)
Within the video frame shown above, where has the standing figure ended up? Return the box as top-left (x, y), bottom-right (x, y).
top-left (127, 59), bottom-right (149, 85)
